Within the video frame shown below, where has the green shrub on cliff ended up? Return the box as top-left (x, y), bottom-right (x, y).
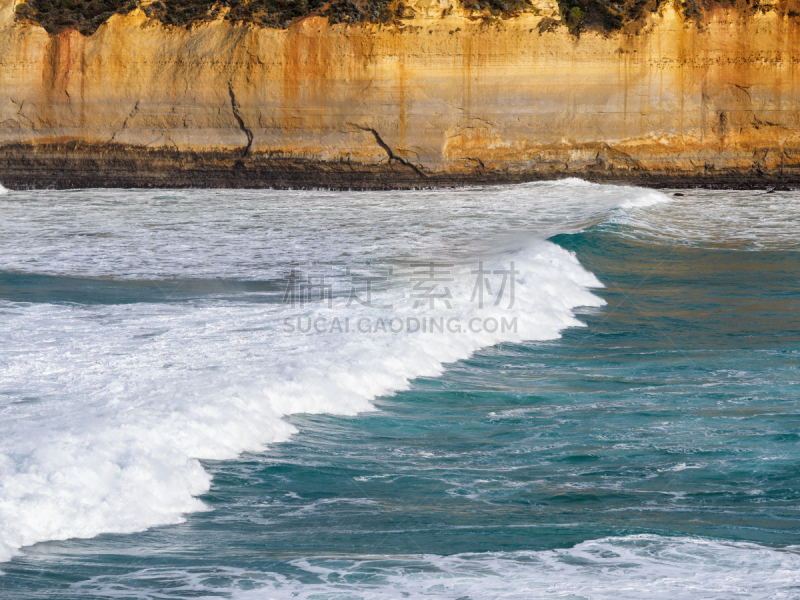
top-left (556, 0), bottom-right (623, 34)
top-left (15, 0), bottom-right (135, 35)
top-left (325, 0), bottom-right (394, 24)
top-left (144, 0), bottom-right (327, 28)
top-left (459, 0), bottom-right (533, 17)
top-left (13, 0), bottom-right (789, 36)
top-left (15, 0), bottom-right (402, 33)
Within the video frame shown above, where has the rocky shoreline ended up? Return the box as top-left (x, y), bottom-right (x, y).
top-left (1, 143), bottom-right (798, 191)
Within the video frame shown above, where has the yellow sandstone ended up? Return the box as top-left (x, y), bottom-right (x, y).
top-left (1, 0), bottom-right (799, 187)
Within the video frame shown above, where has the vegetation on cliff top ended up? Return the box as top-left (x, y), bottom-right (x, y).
top-left (14, 0), bottom-right (404, 34)
top-left (14, 0), bottom-right (792, 37)
top-left (15, 0), bottom-right (135, 35)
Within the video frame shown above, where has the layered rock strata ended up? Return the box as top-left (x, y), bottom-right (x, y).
top-left (2, 0), bottom-right (800, 188)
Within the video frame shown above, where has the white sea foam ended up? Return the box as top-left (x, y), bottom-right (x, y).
top-left (0, 181), bottom-right (668, 563)
top-left (0, 179), bottom-right (668, 280)
top-left (71, 535), bottom-right (800, 599)
top-left (612, 188), bottom-right (800, 250)
top-left (0, 183), bottom-right (8, 195)
top-left (617, 189), bottom-right (671, 209)
top-left (0, 242), bottom-right (603, 563)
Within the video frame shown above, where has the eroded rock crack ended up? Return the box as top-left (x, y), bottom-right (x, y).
top-left (228, 84), bottom-right (253, 157)
top-left (109, 100), bottom-right (139, 144)
top-left (358, 126), bottom-right (427, 178)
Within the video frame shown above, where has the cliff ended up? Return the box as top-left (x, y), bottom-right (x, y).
top-left (1, 0), bottom-right (800, 189)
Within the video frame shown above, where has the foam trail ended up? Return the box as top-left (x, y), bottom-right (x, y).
top-left (71, 535), bottom-right (800, 599)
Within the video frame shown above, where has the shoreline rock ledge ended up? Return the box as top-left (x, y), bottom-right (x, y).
top-left (2, 0), bottom-right (800, 189)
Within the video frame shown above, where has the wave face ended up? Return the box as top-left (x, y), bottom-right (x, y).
top-left (0, 180), bottom-right (671, 564)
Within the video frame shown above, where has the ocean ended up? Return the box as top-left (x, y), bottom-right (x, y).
top-left (0, 180), bottom-right (798, 599)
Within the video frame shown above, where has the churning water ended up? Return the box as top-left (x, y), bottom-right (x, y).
top-left (0, 180), bottom-right (798, 598)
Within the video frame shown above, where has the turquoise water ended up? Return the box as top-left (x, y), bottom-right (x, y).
top-left (0, 182), bottom-right (799, 598)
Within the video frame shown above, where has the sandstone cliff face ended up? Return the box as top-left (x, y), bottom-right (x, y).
top-left (1, 0), bottom-right (800, 188)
